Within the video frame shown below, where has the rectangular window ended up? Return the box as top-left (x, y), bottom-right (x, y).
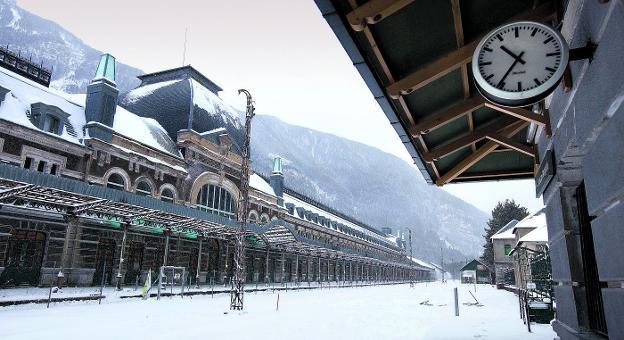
top-left (43, 115), bottom-right (61, 134)
top-left (23, 157), bottom-right (33, 169)
top-left (50, 163), bottom-right (58, 175)
top-left (504, 244), bottom-right (511, 256)
top-left (37, 161), bottom-right (46, 172)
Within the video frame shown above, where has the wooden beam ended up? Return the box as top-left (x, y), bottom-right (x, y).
top-left (347, 0), bottom-right (415, 31)
top-left (387, 40), bottom-right (478, 99)
top-left (455, 170), bottom-right (534, 180)
top-left (423, 116), bottom-right (518, 162)
top-left (410, 95), bottom-right (486, 135)
top-left (483, 103), bottom-right (547, 126)
top-left (436, 121), bottom-right (529, 186)
top-left (386, 2), bottom-right (555, 99)
top-left (485, 134), bottom-right (535, 158)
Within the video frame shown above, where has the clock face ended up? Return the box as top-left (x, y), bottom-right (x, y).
top-left (472, 21), bottom-right (569, 107)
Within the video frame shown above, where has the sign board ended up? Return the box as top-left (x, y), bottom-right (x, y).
top-left (535, 149), bottom-right (555, 197)
top-left (527, 282), bottom-right (537, 290)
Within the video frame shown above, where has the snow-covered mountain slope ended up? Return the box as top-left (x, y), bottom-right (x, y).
top-left (0, 0), bottom-right (142, 93)
top-left (0, 0), bottom-right (489, 261)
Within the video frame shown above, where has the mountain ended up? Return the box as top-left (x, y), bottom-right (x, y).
top-left (0, 0), bottom-right (489, 261)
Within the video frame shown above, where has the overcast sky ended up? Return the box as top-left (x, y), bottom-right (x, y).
top-left (17, 0), bottom-right (543, 215)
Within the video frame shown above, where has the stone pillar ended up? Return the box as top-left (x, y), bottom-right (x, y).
top-left (58, 217), bottom-right (77, 287)
top-left (294, 254), bottom-right (299, 283)
top-left (280, 253), bottom-right (285, 283)
top-left (264, 248), bottom-right (270, 283)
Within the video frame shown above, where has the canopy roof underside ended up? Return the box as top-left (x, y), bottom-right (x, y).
top-left (316, 0), bottom-right (559, 185)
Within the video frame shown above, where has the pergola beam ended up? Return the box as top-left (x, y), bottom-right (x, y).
top-left (436, 121), bottom-right (530, 186)
top-left (347, 0), bottom-right (415, 31)
top-left (387, 2), bottom-right (555, 99)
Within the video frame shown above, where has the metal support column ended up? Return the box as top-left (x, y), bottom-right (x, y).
top-left (116, 223), bottom-right (128, 290)
top-left (280, 253), bottom-right (285, 284)
top-left (294, 254), bottom-right (299, 284)
top-left (195, 237), bottom-right (203, 288)
top-left (264, 248), bottom-right (270, 283)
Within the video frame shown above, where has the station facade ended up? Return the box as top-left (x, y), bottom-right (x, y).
top-left (0, 52), bottom-right (432, 289)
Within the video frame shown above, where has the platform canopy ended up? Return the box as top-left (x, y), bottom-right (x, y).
top-left (316, 0), bottom-right (558, 185)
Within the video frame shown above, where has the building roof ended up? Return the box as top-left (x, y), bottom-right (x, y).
top-left (512, 209), bottom-right (546, 232)
top-left (0, 66), bottom-right (181, 158)
top-left (120, 75), bottom-right (244, 153)
top-left (315, 0), bottom-right (556, 185)
top-left (490, 219), bottom-right (519, 240)
top-left (518, 223), bottom-right (548, 243)
top-left (460, 259), bottom-right (491, 272)
top-left (137, 65), bottom-right (223, 93)
top-left (408, 256), bottom-right (435, 270)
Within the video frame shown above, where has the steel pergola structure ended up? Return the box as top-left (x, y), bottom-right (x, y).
top-left (0, 174), bottom-right (426, 287)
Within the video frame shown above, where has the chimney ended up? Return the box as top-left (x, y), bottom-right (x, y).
top-left (84, 53), bottom-right (118, 142)
top-left (270, 157), bottom-right (284, 205)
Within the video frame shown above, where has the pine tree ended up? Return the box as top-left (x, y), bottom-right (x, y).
top-left (480, 199), bottom-right (529, 269)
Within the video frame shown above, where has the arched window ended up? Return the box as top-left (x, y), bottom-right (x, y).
top-left (135, 181), bottom-right (152, 196)
top-left (107, 173), bottom-right (126, 191)
top-left (260, 214), bottom-right (269, 225)
top-left (161, 188), bottom-right (175, 203)
top-left (195, 184), bottom-right (237, 219)
top-left (248, 211), bottom-right (258, 224)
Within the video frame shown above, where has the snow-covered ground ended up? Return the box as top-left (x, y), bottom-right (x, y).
top-left (0, 281), bottom-right (555, 340)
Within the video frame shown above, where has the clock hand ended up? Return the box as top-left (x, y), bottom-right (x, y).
top-left (497, 51), bottom-right (525, 89)
top-left (500, 45), bottom-right (526, 64)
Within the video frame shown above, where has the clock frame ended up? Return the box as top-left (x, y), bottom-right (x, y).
top-left (472, 21), bottom-right (569, 107)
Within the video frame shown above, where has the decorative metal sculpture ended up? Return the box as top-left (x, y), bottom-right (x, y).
top-left (230, 89), bottom-right (255, 310)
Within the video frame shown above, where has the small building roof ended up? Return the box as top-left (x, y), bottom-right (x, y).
top-left (518, 224), bottom-right (548, 243)
top-left (512, 209), bottom-right (546, 233)
top-left (490, 219), bottom-right (519, 240)
top-left (460, 259), bottom-right (491, 272)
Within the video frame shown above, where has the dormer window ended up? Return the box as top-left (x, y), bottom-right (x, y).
top-left (43, 115), bottom-right (61, 135)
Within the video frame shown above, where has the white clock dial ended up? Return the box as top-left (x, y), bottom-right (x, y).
top-left (472, 21), bottom-right (569, 107)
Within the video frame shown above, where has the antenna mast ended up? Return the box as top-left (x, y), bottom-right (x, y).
top-left (230, 89), bottom-right (255, 310)
top-left (182, 28), bottom-right (188, 66)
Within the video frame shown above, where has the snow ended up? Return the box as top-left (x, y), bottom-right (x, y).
top-left (8, 7), bottom-right (21, 29)
top-left (0, 282), bottom-right (556, 339)
top-left (0, 66), bottom-right (85, 144)
top-left (513, 211), bottom-right (546, 231)
top-left (123, 79), bottom-right (183, 104)
top-left (191, 79), bottom-right (243, 128)
top-left (408, 256), bottom-right (435, 270)
top-left (491, 227), bottom-right (515, 240)
top-left (114, 145), bottom-right (186, 173)
top-left (519, 224), bottom-right (548, 243)
top-left (112, 106), bottom-right (182, 158)
top-left (249, 173), bottom-right (275, 196)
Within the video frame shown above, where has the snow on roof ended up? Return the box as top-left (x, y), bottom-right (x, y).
top-left (491, 219), bottom-right (519, 240)
top-left (249, 173), bottom-right (275, 196)
top-left (0, 66), bottom-right (85, 144)
top-left (123, 79), bottom-right (183, 104)
top-left (191, 79), bottom-right (242, 129)
top-left (513, 210), bottom-right (547, 232)
top-left (519, 224), bottom-right (548, 243)
top-left (408, 257), bottom-right (435, 270)
top-left (0, 66), bottom-right (181, 158)
top-left (283, 192), bottom-right (393, 246)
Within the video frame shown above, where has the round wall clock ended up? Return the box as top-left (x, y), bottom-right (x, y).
top-left (472, 21), bottom-right (569, 107)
